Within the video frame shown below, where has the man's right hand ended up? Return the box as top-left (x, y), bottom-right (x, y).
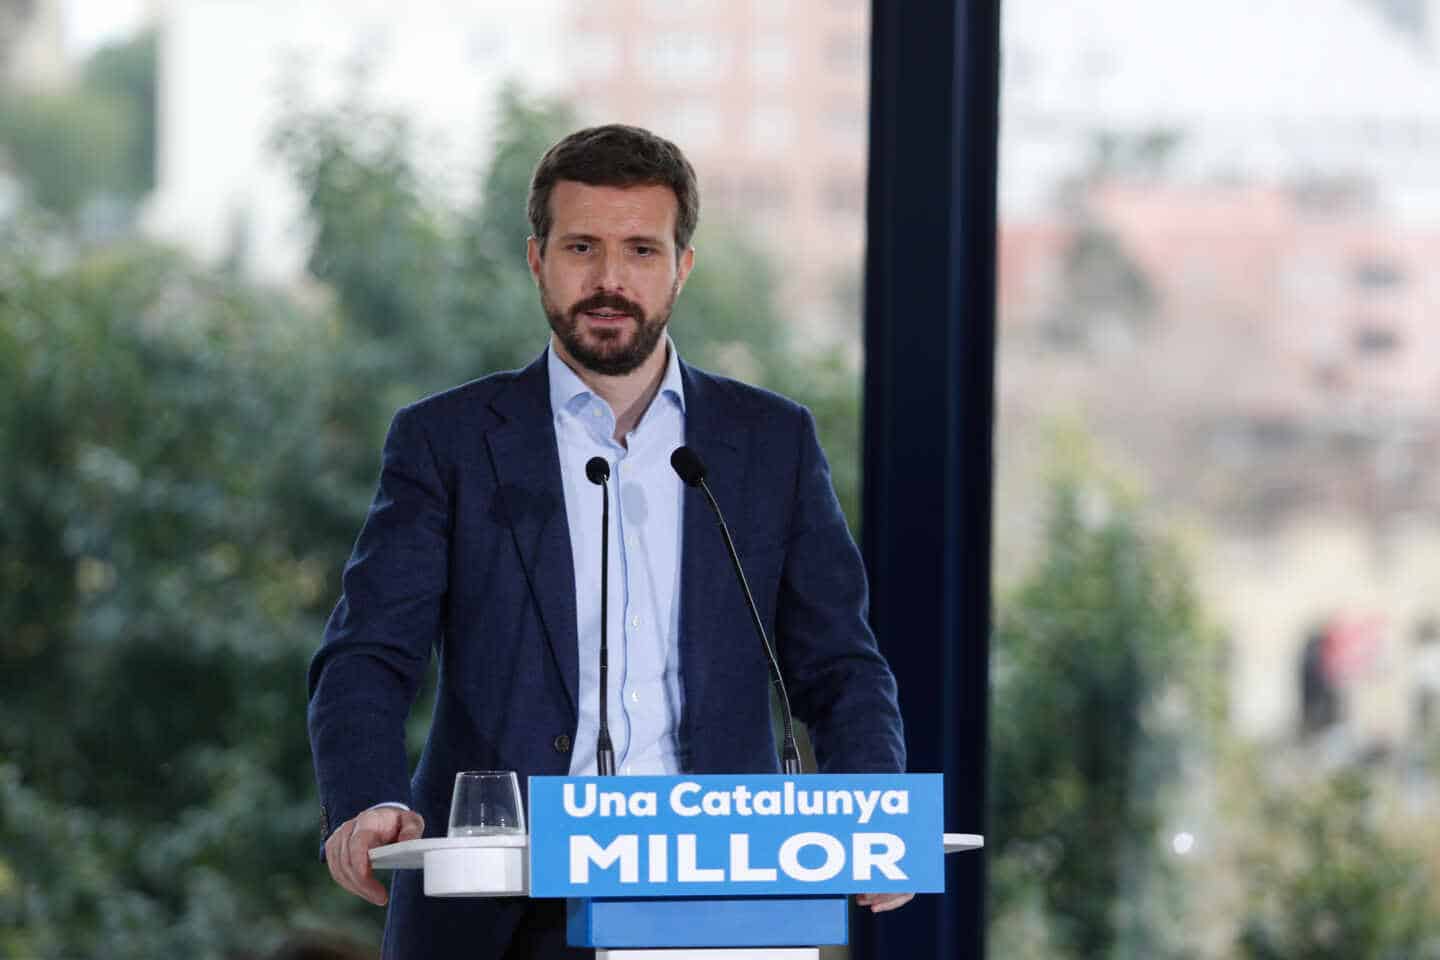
top-left (325, 806), bottom-right (425, 906)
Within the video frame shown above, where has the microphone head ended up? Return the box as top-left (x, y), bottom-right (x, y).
top-left (585, 456), bottom-right (610, 485)
top-left (669, 446), bottom-right (706, 487)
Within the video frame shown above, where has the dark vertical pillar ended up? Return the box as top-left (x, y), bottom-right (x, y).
top-left (855, 1), bottom-right (1000, 958)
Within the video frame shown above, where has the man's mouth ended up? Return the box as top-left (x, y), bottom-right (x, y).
top-left (582, 309), bottom-right (633, 323)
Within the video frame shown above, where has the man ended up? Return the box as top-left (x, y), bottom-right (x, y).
top-left (307, 124), bottom-right (907, 960)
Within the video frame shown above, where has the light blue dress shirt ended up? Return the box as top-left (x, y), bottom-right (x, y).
top-left (549, 337), bottom-right (687, 776)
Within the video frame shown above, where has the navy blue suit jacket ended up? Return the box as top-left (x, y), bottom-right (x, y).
top-left (307, 352), bottom-right (905, 959)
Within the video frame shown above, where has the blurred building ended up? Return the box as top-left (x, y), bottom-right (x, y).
top-left (1001, 183), bottom-right (1440, 517)
top-left (559, 0), bottom-right (872, 340)
top-left (996, 179), bottom-right (1440, 749)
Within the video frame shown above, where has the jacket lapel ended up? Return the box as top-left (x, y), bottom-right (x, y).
top-left (484, 353), bottom-right (579, 718)
top-left (678, 362), bottom-right (750, 739)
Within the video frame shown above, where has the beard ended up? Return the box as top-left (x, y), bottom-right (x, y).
top-left (541, 279), bottom-right (678, 377)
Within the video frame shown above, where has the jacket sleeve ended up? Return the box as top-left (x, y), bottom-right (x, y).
top-left (307, 406), bottom-right (450, 849)
top-left (774, 406), bottom-right (906, 773)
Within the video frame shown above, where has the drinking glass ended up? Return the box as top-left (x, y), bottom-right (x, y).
top-left (448, 770), bottom-right (525, 837)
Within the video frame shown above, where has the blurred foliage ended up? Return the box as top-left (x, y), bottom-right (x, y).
top-left (1236, 770), bottom-right (1440, 959)
top-left (988, 439), bottom-right (1224, 959)
top-left (0, 78), bottom-right (862, 956)
top-left (0, 234), bottom-right (372, 957)
top-left (0, 29), bottom-right (156, 224)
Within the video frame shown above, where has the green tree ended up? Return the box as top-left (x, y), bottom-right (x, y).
top-left (0, 30), bottom-right (156, 223)
top-left (451, 86), bottom-right (580, 377)
top-left (988, 446), bottom-right (1220, 958)
top-left (1237, 770), bottom-right (1440, 959)
top-left (0, 236), bottom-right (382, 957)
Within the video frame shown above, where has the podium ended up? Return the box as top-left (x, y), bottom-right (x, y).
top-left (372, 774), bottom-right (981, 959)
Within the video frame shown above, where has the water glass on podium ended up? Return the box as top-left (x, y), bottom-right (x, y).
top-left (448, 770), bottom-right (525, 837)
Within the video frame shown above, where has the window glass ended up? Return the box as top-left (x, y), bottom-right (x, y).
top-left (991, 2), bottom-right (1440, 955)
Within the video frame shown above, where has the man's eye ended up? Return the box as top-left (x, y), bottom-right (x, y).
top-left (567, 242), bottom-right (591, 254)
top-left (633, 246), bottom-right (655, 257)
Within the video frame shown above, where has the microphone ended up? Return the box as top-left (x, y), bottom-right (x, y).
top-left (670, 446), bottom-right (803, 775)
top-left (585, 455), bottom-right (617, 776)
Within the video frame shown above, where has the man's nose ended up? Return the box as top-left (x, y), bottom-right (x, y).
top-left (591, 249), bottom-right (626, 292)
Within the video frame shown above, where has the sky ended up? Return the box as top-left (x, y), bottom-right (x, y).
top-left (61, 0), bottom-right (149, 58)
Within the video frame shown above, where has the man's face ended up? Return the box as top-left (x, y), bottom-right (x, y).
top-left (527, 181), bottom-right (695, 377)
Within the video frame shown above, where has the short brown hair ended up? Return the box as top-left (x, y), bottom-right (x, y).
top-left (527, 124), bottom-right (699, 258)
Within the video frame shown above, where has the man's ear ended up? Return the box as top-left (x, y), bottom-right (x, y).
top-left (526, 236), bottom-right (543, 284)
top-left (675, 245), bottom-right (696, 295)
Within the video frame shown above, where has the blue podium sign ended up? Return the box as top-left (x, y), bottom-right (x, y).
top-left (528, 774), bottom-right (943, 898)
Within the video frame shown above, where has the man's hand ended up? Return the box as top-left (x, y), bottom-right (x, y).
top-left (325, 807), bottom-right (425, 906)
top-left (855, 892), bottom-right (914, 914)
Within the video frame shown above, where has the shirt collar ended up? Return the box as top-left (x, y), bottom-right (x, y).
top-left (547, 334), bottom-right (687, 420)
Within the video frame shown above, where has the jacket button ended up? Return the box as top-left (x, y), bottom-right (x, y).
top-left (553, 734), bottom-right (572, 754)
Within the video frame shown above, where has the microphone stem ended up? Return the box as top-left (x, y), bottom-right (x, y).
top-left (597, 476), bottom-right (616, 776)
top-left (698, 478), bottom-right (802, 776)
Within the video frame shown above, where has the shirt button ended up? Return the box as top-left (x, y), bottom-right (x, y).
top-left (623, 764), bottom-right (632, 775)
top-left (626, 534), bottom-right (639, 548)
top-left (592, 408), bottom-right (603, 418)
top-left (630, 690), bottom-right (640, 703)
top-left (553, 734), bottom-right (572, 754)
top-left (631, 615), bottom-right (641, 627)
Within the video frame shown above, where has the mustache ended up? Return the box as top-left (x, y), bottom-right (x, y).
top-left (571, 293), bottom-right (644, 318)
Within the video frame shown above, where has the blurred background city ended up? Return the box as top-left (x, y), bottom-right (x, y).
top-left (1, 0), bottom-right (1438, 957)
